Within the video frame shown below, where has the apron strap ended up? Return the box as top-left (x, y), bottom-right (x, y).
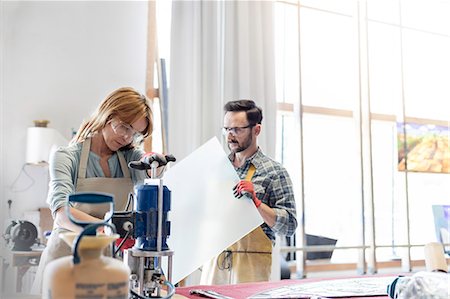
top-left (225, 250), bottom-right (271, 254)
top-left (117, 151), bottom-right (130, 178)
top-left (78, 138), bottom-right (130, 179)
top-left (78, 138), bottom-right (91, 179)
top-left (245, 164), bottom-right (256, 181)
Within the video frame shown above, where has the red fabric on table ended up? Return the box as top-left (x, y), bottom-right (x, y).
top-left (176, 276), bottom-right (392, 299)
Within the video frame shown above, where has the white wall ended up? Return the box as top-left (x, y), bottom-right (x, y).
top-left (0, 1), bottom-right (148, 231)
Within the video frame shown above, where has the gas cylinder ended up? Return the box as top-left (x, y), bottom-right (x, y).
top-left (42, 227), bottom-right (130, 299)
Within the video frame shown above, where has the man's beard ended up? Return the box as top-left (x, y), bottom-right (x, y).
top-left (228, 134), bottom-right (253, 153)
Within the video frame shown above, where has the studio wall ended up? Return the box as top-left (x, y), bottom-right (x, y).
top-left (1, 1), bottom-right (148, 230)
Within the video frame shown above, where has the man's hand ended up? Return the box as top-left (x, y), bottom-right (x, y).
top-left (233, 180), bottom-right (262, 208)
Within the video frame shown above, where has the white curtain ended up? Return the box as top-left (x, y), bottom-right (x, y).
top-left (168, 0), bottom-right (277, 160)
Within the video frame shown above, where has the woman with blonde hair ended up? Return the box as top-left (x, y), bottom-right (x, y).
top-left (32, 87), bottom-right (159, 293)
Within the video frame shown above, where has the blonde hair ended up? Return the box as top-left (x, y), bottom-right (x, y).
top-left (73, 87), bottom-right (153, 149)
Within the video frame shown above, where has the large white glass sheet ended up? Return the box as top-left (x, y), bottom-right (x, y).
top-left (162, 137), bottom-right (263, 283)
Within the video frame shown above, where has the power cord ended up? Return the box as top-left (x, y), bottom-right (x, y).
top-left (125, 193), bottom-right (134, 211)
top-left (114, 228), bottom-right (132, 256)
top-left (9, 163), bottom-right (36, 192)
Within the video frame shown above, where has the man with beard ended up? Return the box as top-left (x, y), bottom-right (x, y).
top-left (200, 100), bottom-right (297, 285)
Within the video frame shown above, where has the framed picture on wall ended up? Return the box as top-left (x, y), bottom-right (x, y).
top-left (397, 122), bottom-right (450, 173)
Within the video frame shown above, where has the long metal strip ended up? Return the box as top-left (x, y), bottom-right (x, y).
top-left (295, 0), bottom-right (307, 279)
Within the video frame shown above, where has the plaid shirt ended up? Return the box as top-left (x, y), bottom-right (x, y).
top-left (230, 148), bottom-right (297, 242)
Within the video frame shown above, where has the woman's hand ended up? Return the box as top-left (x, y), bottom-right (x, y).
top-left (54, 206), bottom-right (103, 233)
top-left (141, 152), bottom-right (168, 168)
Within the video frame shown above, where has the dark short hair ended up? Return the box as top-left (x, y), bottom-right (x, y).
top-left (224, 100), bottom-right (263, 125)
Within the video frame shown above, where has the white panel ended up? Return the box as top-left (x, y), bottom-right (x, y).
top-left (163, 137), bottom-right (263, 283)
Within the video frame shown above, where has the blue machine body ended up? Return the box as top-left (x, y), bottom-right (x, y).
top-left (134, 183), bottom-right (171, 251)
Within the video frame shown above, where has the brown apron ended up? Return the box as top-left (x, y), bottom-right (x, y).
top-left (200, 164), bottom-right (273, 285)
top-left (31, 138), bottom-right (134, 294)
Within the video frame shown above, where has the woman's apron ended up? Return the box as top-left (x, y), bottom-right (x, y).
top-left (31, 138), bottom-right (134, 294)
top-left (200, 164), bottom-right (273, 285)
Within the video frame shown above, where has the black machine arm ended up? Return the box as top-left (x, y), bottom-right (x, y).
top-left (128, 154), bottom-right (176, 171)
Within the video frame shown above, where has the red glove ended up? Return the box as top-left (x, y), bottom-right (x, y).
top-left (233, 180), bottom-right (262, 208)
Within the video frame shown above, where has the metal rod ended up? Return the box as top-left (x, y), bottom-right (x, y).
top-left (354, 0), bottom-right (367, 275)
top-left (397, 0), bottom-right (412, 273)
top-left (281, 245), bottom-right (370, 253)
top-left (296, 0), bottom-right (307, 279)
top-left (168, 255), bottom-right (173, 283)
top-left (280, 242), bottom-right (447, 253)
top-left (139, 257), bottom-right (144, 295)
top-left (278, 103), bottom-right (450, 127)
top-left (361, 0), bottom-right (377, 275)
top-left (157, 178), bottom-right (163, 252)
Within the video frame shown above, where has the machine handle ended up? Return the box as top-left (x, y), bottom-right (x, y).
top-left (72, 222), bottom-right (117, 264)
top-left (128, 154), bottom-right (176, 170)
top-left (67, 192), bottom-right (115, 234)
top-left (68, 192), bottom-right (114, 204)
top-left (165, 154), bottom-right (176, 163)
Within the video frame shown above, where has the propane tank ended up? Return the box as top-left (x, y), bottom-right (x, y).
top-left (42, 224), bottom-right (130, 299)
top-left (42, 193), bottom-right (129, 299)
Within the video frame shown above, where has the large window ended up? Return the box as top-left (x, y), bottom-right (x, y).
top-left (157, 0), bottom-right (449, 276)
top-left (275, 0), bottom-right (450, 274)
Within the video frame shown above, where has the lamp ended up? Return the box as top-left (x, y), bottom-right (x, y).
top-left (25, 120), bottom-right (68, 165)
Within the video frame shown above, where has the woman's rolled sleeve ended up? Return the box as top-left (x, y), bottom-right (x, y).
top-left (47, 148), bottom-right (77, 218)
